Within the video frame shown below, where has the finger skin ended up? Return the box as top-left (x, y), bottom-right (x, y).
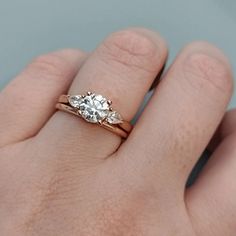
top-left (221, 109), bottom-right (236, 137)
top-left (122, 41), bottom-right (233, 190)
top-left (208, 108), bottom-right (236, 152)
top-left (0, 49), bottom-right (86, 147)
top-left (186, 110), bottom-right (236, 236)
top-left (41, 28), bottom-right (168, 159)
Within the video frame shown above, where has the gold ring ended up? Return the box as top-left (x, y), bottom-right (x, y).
top-left (56, 92), bottom-right (132, 139)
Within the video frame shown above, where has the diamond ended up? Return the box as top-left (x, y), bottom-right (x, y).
top-left (68, 95), bottom-right (82, 108)
top-left (78, 93), bottom-right (110, 123)
top-left (106, 111), bottom-right (123, 124)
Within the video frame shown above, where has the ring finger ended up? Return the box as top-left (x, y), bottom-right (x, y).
top-left (39, 28), bottom-right (168, 160)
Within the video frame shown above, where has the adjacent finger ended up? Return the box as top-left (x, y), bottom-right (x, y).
top-left (122, 42), bottom-right (233, 189)
top-left (186, 133), bottom-right (236, 236)
top-left (0, 49), bottom-right (86, 147)
top-left (208, 109), bottom-right (236, 151)
top-left (220, 109), bottom-right (236, 137)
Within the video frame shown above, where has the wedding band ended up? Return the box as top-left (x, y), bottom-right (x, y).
top-left (56, 92), bottom-right (132, 138)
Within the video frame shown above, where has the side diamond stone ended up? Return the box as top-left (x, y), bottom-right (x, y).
top-left (106, 111), bottom-right (123, 124)
top-left (68, 95), bottom-right (82, 108)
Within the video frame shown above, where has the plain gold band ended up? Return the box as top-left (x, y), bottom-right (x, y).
top-left (56, 95), bottom-right (132, 139)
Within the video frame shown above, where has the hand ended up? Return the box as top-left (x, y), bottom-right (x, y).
top-left (0, 28), bottom-right (234, 236)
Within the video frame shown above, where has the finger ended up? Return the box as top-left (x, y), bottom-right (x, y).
top-left (186, 109), bottom-right (236, 236)
top-left (208, 109), bottom-right (236, 151)
top-left (0, 49), bottom-right (86, 147)
top-left (40, 28), bottom-right (168, 159)
top-left (220, 109), bottom-right (236, 137)
top-left (122, 42), bottom-right (233, 189)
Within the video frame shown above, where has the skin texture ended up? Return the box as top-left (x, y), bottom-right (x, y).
top-left (0, 28), bottom-right (235, 236)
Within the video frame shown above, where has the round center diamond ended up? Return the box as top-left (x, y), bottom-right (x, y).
top-left (78, 93), bottom-right (109, 123)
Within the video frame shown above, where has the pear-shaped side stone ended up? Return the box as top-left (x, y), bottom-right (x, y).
top-left (106, 111), bottom-right (123, 124)
top-left (68, 95), bottom-right (82, 108)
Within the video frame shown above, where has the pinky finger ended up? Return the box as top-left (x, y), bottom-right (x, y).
top-left (186, 109), bottom-right (236, 236)
top-left (208, 108), bottom-right (236, 151)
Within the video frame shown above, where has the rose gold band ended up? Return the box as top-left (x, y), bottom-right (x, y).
top-left (56, 95), bottom-right (132, 139)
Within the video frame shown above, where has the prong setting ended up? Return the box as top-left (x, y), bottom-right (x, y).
top-left (107, 100), bottom-right (112, 105)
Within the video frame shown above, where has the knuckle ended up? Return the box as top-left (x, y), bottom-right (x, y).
top-left (30, 53), bottom-right (72, 79)
top-left (183, 45), bottom-right (233, 94)
top-left (98, 30), bottom-right (160, 73)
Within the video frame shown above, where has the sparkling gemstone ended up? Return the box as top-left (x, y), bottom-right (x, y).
top-left (106, 111), bottom-right (123, 124)
top-left (78, 93), bottom-right (110, 123)
top-left (68, 95), bottom-right (83, 108)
